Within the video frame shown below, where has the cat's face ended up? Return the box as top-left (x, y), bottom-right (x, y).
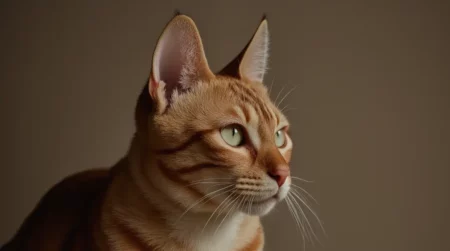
top-left (143, 15), bottom-right (291, 216)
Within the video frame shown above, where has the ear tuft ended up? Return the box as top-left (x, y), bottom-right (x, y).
top-left (261, 13), bottom-right (268, 21)
top-left (173, 9), bottom-right (182, 16)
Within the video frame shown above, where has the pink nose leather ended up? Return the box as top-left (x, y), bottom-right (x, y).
top-left (268, 168), bottom-right (290, 187)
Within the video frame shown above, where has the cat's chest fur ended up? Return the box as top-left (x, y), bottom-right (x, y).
top-left (173, 213), bottom-right (246, 251)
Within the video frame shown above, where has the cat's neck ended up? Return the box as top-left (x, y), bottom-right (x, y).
top-left (169, 210), bottom-right (247, 251)
top-left (103, 137), bottom-right (259, 250)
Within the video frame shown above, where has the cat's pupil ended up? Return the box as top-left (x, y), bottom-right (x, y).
top-left (276, 131), bottom-right (282, 139)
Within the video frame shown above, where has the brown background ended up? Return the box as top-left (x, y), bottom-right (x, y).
top-left (1, 1), bottom-right (449, 250)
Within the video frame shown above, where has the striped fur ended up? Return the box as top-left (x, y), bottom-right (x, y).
top-left (2, 14), bottom-right (292, 251)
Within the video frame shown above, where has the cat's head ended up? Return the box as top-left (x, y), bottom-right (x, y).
top-left (137, 14), bottom-right (292, 216)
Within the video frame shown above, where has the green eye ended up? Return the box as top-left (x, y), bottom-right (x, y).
top-left (275, 130), bottom-right (286, 147)
top-left (220, 125), bottom-right (244, 147)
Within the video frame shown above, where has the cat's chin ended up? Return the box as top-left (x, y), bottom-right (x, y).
top-left (243, 197), bottom-right (278, 216)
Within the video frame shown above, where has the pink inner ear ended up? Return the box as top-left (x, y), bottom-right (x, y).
top-left (154, 32), bottom-right (185, 103)
top-left (151, 15), bottom-right (212, 108)
top-left (149, 75), bottom-right (159, 99)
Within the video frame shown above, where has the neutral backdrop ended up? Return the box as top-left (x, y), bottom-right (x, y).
top-left (1, 1), bottom-right (449, 251)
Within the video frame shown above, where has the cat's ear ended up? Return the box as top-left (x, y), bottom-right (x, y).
top-left (218, 17), bottom-right (269, 83)
top-left (149, 14), bottom-right (213, 114)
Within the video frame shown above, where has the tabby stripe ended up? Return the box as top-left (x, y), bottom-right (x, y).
top-left (260, 102), bottom-right (276, 124)
top-left (158, 161), bottom-right (222, 207)
top-left (229, 85), bottom-right (260, 122)
top-left (229, 83), bottom-right (250, 104)
top-left (114, 216), bottom-right (157, 250)
top-left (178, 163), bottom-right (230, 174)
top-left (241, 105), bottom-right (251, 123)
top-left (229, 107), bottom-right (243, 121)
top-left (201, 140), bottom-right (246, 163)
top-left (275, 111), bottom-right (280, 126)
top-left (265, 106), bottom-right (278, 129)
top-left (157, 160), bottom-right (206, 199)
top-left (137, 156), bottom-right (185, 211)
top-left (154, 129), bottom-right (212, 155)
top-left (231, 83), bottom-right (273, 123)
top-left (264, 101), bottom-right (278, 125)
top-left (159, 160), bottom-right (229, 175)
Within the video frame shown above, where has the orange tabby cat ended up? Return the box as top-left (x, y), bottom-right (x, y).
top-left (2, 14), bottom-right (293, 251)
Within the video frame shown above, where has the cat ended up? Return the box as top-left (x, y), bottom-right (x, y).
top-left (1, 13), bottom-right (293, 251)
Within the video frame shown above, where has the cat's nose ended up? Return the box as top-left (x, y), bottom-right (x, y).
top-left (268, 167), bottom-right (290, 187)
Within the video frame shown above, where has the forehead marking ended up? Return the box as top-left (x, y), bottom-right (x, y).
top-left (229, 81), bottom-right (289, 150)
top-left (233, 82), bottom-right (275, 124)
top-left (233, 105), bottom-right (261, 150)
top-left (245, 104), bottom-right (261, 150)
top-left (234, 106), bottom-right (247, 122)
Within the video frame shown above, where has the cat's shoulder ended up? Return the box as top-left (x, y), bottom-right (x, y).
top-left (1, 168), bottom-right (111, 251)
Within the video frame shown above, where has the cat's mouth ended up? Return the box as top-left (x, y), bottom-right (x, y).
top-left (244, 196), bottom-right (278, 216)
top-left (252, 196), bottom-right (276, 206)
top-left (252, 191), bottom-right (286, 205)
top-left (236, 186), bottom-right (289, 216)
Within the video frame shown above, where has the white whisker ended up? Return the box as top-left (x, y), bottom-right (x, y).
top-left (280, 104), bottom-right (290, 112)
top-left (291, 190), bottom-right (326, 238)
top-left (216, 192), bottom-right (240, 218)
top-left (288, 193), bottom-right (315, 245)
top-left (202, 190), bottom-right (235, 234)
top-left (291, 176), bottom-right (315, 183)
top-left (280, 104), bottom-right (297, 113)
top-left (176, 185), bottom-right (234, 222)
top-left (290, 184), bottom-right (319, 205)
top-left (249, 194), bottom-right (255, 215)
top-left (286, 196), bottom-right (307, 250)
top-left (274, 86), bottom-right (286, 106)
top-left (276, 86), bottom-right (296, 108)
top-left (214, 193), bottom-right (244, 235)
top-left (268, 76), bottom-right (275, 95)
top-left (286, 196), bottom-right (303, 232)
top-left (185, 181), bottom-right (231, 187)
top-left (188, 178), bottom-right (234, 184)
